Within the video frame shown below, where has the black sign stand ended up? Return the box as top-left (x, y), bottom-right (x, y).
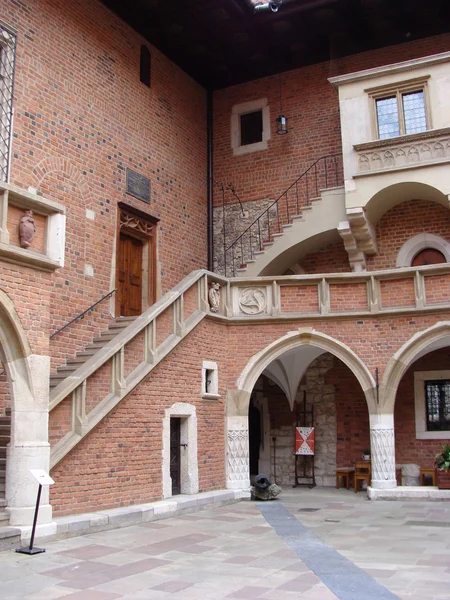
top-left (16, 483), bottom-right (45, 555)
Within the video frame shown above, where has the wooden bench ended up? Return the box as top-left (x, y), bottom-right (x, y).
top-left (336, 467), bottom-right (355, 489)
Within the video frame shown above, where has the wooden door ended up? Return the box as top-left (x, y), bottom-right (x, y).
top-left (118, 232), bottom-right (143, 316)
top-left (170, 418), bottom-right (181, 495)
top-left (412, 248), bottom-right (446, 266)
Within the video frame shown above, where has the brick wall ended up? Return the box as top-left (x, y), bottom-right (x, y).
top-left (0, 0), bottom-right (207, 367)
top-left (212, 33), bottom-right (450, 271)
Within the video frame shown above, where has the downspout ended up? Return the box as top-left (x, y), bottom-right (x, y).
top-left (207, 89), bottom-right (214, 271)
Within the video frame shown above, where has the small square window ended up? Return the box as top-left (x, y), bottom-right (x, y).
top-left (231, 98), bottom-right (270, 156)
top-left (202, 360), bottom-right (220, 399)
top-left (240, 110), bottom-right (263, 146)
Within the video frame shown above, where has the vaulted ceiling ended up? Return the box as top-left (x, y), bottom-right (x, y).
top-left (102, 0), bottom-right (450, 89)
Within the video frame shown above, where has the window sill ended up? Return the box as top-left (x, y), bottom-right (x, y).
top-left (233, 140), bottom-right (268, 156)
top-left (201, 393), bottom-right (221, 401)
top-left (353, 126), bottom-right (450, 152)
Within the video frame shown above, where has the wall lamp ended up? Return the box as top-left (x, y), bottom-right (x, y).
top-left (254, 0), bottom-right (283, 13)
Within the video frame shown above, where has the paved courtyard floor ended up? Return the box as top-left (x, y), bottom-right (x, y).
top-left (1, 487), bottom-right (450, 600)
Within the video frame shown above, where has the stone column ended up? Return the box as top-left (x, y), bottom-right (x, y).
top-left (369, 412), bottom-right (397, 489)
top-left (226, 416), bottom-right (250, 491)
top-left (6, 354), bottom-right (55, 537)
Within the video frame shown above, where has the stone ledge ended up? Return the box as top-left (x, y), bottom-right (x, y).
top-left (0, 526), bottom-right (21, 551)
top-left (41, 489), bottom-right (248, 543)
top-left (368, 485), bottom-right (450, 501)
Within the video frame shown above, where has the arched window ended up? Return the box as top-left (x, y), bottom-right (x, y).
top-left (412, 248), bottom-right (446, 266)
top-left (140, 45), bottom-right (151, 87)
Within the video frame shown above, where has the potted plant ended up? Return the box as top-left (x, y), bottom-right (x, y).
top-left (435, 444), bottom-right (450, 489)
top-left (361, 448), bottom-right (371, 461)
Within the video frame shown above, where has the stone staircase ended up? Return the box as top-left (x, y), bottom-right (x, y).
top-left (50, 316), bottom-right (136, 389)
top-left (0, 408), bottom-right (21, 551)
top-left (235, 186), bottom-right (346, 277)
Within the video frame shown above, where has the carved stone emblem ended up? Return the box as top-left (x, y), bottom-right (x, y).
top-left (208, 282), bottom-right (220, 313)
top-left (239, 287), bottom-right (266, 315)
top-left (19, 210), bottom-right (36, 249)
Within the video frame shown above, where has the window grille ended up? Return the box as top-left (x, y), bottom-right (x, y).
top-left (425, 380), bottom-right (450, 431)
top-left (0, 24), bottom-right (17, 182)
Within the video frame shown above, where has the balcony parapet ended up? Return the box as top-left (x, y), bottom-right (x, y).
top-left (353, 127), bottom-right (450, 177)
top-left (212, 264), bottom-right (450, 320)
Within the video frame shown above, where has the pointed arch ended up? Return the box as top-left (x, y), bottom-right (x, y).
top-left (382, 321), bottom-right (450, 412)
top-left (235, 327), bottom-right (376, 413)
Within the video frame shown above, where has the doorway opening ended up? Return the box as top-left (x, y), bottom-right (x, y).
top-left (170, 417), bottom-right (181, 496)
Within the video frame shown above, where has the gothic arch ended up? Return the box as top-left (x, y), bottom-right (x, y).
top-left (235, 327), bottom-right (377, 414)
top-left (382, 321), bottom-right (450, 412)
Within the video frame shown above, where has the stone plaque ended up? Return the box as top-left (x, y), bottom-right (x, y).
top-left (126, 168), bottom-right (150, 203)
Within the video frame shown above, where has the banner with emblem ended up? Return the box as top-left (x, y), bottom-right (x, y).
top-left (295, 427), bottom-right (315, 455)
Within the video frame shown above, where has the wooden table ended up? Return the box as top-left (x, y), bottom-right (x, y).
top-left (419, 467), bottom-right (436, 486)
top-left (336, 467), bottom-right (355, 489)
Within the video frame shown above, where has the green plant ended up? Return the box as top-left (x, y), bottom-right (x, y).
top-left (363, 448), bottom-right (370, 456)
top-left (435, 444), bottom-right (450, 471)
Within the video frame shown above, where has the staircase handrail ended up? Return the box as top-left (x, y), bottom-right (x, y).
top-left (226, 152), bottom-right (342, 254)
top-left (50, 289), bottom-right (117, 339)
top-left (49, 269), bottom-right (211, 410)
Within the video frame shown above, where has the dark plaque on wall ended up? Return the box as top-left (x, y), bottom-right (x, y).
top-left (126, 168), bottom-right (150, 204)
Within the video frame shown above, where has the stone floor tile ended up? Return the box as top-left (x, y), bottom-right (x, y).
top-left (151, 580), bottom-right (194, 593)
top-left (54, 591), bottom-right (123, 600)
top-left (223, 555), bottom-right (256, 564)
top-left (57, 545), bottom-right (122, 560)
top-left (42, 561), bottom-right (113, 580)
top-left (227, 585), bottom-right (271, 598)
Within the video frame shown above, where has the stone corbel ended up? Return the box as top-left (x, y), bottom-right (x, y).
top-left (338, 207), bottom-right (377, 272)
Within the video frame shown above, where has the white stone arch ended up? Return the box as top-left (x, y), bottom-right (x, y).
top-left (382, 321), bottom-right (450, 413)
top-left (396, 233), bottom-right (450, 267)
top-left (364, 181), bottom-right (450, 225)
top-left (0, 289), bottom-right (53, 532)
top-left (162, 402), bottom-right (198, 499)
top-left (226, 327), bottom-right (376, 490)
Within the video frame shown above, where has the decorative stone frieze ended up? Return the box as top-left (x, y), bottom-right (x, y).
top-left (354, 128), bottom-right (450, 175)
top-left (370, 424), bottom-right (396, 488)
top-left (239, 287), bottom-right (267, 315)
top-left (227, 428), bottom-right (249, 483)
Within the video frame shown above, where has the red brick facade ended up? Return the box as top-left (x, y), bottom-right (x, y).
top-left (1, 0), bottom-right (450, 520)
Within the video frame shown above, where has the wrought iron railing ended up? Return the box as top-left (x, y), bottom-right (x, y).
top-left (224, 153), bottom-right (343, 276)
top-left (0, 24), bottom-right (17, 182)
top-left (50, 289), bottom-right (116, 339)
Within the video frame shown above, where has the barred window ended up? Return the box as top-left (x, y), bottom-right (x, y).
top-left (0, 24), bottom-right (17, 182)
top-left (425, 380), bottom-right (450, 431)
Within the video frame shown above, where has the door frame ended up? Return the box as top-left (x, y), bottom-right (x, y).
top-left (115, 202), bottom-right (159, 317)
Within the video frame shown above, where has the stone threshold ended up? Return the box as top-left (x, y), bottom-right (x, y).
top-left (31, 489), bottom-right (249, 544)
top-left (368, 485), bottom-right (450, 500)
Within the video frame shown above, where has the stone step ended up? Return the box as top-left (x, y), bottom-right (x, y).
top-left (4, 407), bottom-right (10, 416)
top-left (0, 497), bottom-right (6, 507)
top-left (0, 526), bottom-right (21, 552)
top-left (84, 342), bottom-right (108, 350)
top-left (0, 416), bottom-right (11, 424)
top-left (56, 365), bottom-right (79, 375)
top-left (0, 436), bottom-right (10, 447)
top-left (0, 509), bottom-right (8, 526)
top-left (0, 448), bottom-right (6, 458)
top-left (93, 334), bottom-right (116, 343)
top-left (0, 482), bottom-right (5, 493)
top-left (75, 349), bottom-right (98, 358)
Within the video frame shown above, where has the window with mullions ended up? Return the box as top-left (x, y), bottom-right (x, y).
top-left (0, 24), bottom-right (17, 182)
top-left (425, 380), bottom-right (450, 431)
top-left (376, 91), bottom-right (427, 139)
